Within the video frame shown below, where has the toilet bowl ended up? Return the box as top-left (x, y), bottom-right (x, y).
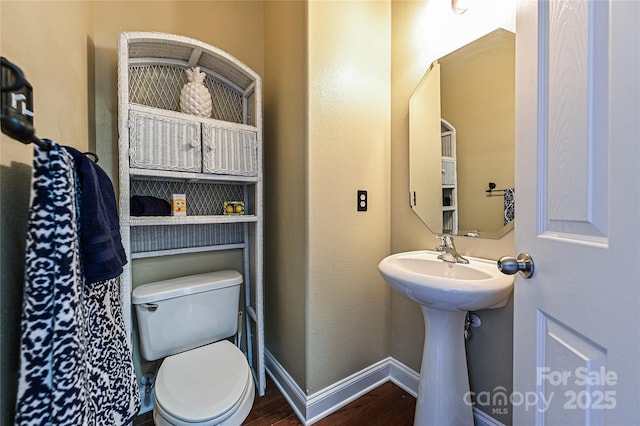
top-left (153, 341), bottom-right (254, 426)
top-left (132, 271), bottom-right (254, 426)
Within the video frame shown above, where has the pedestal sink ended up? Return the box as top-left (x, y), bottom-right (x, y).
top-left (378, 251), bottom-right (513, 426)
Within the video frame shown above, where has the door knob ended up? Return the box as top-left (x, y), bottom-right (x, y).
top-left (497, 253), bottom-right (534, 278)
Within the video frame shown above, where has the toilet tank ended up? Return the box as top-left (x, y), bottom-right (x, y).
top-left (132, 270), bottom-right (242, 361)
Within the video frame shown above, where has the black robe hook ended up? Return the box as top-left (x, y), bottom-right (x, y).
top-left (1, 57), bottom-right (48, 150)
top-left (83, 152), bottom-right (99, 163)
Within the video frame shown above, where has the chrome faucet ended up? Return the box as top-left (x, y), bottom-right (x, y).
top-left (435, 234), bottom-right (469, 264)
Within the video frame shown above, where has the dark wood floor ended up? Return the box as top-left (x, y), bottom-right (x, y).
top-left (134, 376), bottom-right (415, 425)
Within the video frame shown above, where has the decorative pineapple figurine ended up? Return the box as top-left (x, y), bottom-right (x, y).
top-left (179, 67), bottom-right (213, 117)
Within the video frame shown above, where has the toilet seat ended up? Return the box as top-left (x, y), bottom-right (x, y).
top-left (154, 340), bottom-right (254, 425)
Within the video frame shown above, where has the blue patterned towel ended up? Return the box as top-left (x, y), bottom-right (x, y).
top-left (504, 188), bottom-right (515, 225)
top-left (16, 141), bottom-right (140, 425)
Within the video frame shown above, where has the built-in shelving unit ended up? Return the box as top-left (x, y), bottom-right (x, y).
top-left (441, 119), bottom-right (458, 235)
top-left (118, 32), bottom-right (264, 396)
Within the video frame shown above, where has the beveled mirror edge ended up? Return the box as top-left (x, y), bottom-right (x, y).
top-left (409, 28), bottom-right (515, 240)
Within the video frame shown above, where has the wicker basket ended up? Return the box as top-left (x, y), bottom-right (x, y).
top-left (441, 158), bottom-right (456, 186)
top-left (202, 124), bottom-right (258, 176)
top-left (128, 106), bottom-right (259, 176)
top-left (129, 107), bottom-right (202, 172)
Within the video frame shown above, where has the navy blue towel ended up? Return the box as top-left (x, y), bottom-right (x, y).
top-left (131, 195), bottom-right (171, 216)
top-left (64, 146), bottom-right (127, 284)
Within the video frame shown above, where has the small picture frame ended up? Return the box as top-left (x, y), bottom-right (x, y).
top-left (171, 194), bottom-right (187, 216)
top-left (223, 201), bottom-right (245, 215)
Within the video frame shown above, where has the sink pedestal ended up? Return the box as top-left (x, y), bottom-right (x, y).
top-left (377, 250), bottom-right (514, 425)
top-left (415, 307), bottom-right (473, 426)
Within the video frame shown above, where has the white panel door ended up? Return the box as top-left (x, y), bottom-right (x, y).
top-left (514, 0), bottom-right (640, 424)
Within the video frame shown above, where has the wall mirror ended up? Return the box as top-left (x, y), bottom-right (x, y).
top-left (409, 28), bottom-right (515, 239)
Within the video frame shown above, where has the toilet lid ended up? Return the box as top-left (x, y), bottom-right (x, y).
top-left (155, 340), bottom-right (251, 423)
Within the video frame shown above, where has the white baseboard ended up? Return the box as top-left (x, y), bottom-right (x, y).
top-left (265, 350), bottom-right (419, 425)
top-left (473, 407), bottom-right (507, 426)
top-left (264, 350), bottom-right (307, 423)
top-left (304, 358), bottom-right (394, 425)
top-left (265, 349), bottom-right (505, 426)
top-left (265, 350), bottom-right (390, 425)
top-left (387, 357), bottom-right (420, 398)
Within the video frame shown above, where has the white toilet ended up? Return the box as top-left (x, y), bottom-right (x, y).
top-left (132, 270), bottom-right (254, 426)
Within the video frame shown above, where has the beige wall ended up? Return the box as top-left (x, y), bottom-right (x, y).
top-left (0, 2), bottom-right (95, 422)
top-left (306, 0), bottom-right (391, 392)
top-left (264, 0), bottom-right (392, 394)
top-left (391, 1), bottom-right (514, 424)
top-left (263, 0), bottom-right (308, 390)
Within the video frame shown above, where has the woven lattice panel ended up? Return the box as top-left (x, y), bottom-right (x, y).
top-left (131, 179), bottom-right (245, 216)
top-left (131, 223), bottom-right (244, 253)
top-left (129, 64), bottom-right (243, 124)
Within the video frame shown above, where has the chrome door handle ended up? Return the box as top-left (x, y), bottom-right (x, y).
top-left (497, 253), bottom-right (534, 278)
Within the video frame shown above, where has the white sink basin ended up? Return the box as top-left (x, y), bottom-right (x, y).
top-left (378, 250), bottom-right (515, 425)
top-left (378, 250), bottom-right (513, 311)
